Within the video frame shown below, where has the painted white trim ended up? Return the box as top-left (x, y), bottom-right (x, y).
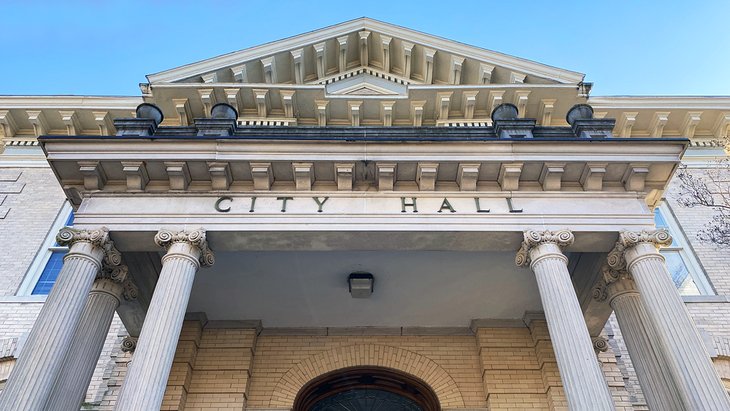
top-left (146, 18), bottom-right (584, 84)
top-left (15, 201), bottom-right (72, 296)
top-left (657, 202), bottom-right (715, 295)
top-left (589, 96), bottom-right (730, 110)
top-left (0, 96), bottom-right (141, 109)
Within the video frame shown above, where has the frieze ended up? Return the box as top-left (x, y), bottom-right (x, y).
top-left (213, 196), bottom-right (525, 214)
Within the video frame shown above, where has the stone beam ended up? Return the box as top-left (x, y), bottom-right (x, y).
top-left (26, 110), bottom-right (49, 137)
top-left (457, 163), bottom-right (480, 191)
top-left (417, 162), bottom-right (439, 191)
top-left (514, 91), bottom-right (530, 118)
top-left (121, 161), bottom-right (150, 192)
top-left (198, 89), bottom-right (217, 117)
top-left (649, 112), bottom-right (670, 137)
top-left (376, 162), bottom-right (396, 191)
top-left (250, 162), bottom-right (273, 190)
top-left (290, 49), bottom-right (304, 84)
top-left (381, 101), bottom-right (395, 126)
top-left (681, 111), bottom-right (702, 139)
top-left (479, 63), bottom-right (494, 84)
top-left (436, 92), bottom-right (452, 121)
top-left (498, 162), bottom-right (523, 191)
top-left (348, 101), bottom-right (363, 126)
top-left (423, 47), bottom-right (436, 84)
top-left (358, 31), bottom-right (371, 67)
top-left (261, 56), bottom-right (277, 84)
top-left (201, 73), bottom-right (217, 83)
top-left (539, 99), bottom-right (556, 126)
top-left (510, 72), bottom-right (526, 84)
top-left (487, 91), bottom-right (505, 118)
top-left (59, 111), bottom-right (82, 136)
top-left (292, 162), bottom-right (314, 191)
top-left (164, 162), bottom-right (191, 191)
top-left (172, 99), bottom-right (192, 126)
top-left (0, 110), bottom-right (18, 138)
top-left (411, 101), bottom-right (425, 127)
top-left (617, 112), bottom-right (638, 138)
top-left (334, 163), bottom-right (354, 191)
top-left (224, 89), bottom-right (240, 116)
top-left (402, 41), bottom-right (414, 80)
top-left (337, 36), bottom-right (348, 73)
top-left (315, 100), bottom-right (328, 126)
top-left (380, 35), bottom-right (392, 72)
top-left (252, 89), bottom-right (269, 118)
top-left (92, 111), bottom-right (114, 136)
top-left (280, 90), bottom-right (296, 118)
top-left (230, 64), bottom-right (247, 83)
top-left (713, 112), bottom-right (730, 139)
top-left (462, 91), bottom-right (478, 120)
top-left (313, 42), bottom-right (326, 79)
top-left (449, 55), bottom-right (465, 85)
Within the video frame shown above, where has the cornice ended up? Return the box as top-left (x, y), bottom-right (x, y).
top-left (588, 96), bottom-right (730, 110)
top-left (0, 96), bottom-right (142, 109)
top-left (146, 17), bottom-right (584, 84)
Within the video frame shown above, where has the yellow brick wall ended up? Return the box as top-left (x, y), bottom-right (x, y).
top-left (246, 334), bottom-right (485, 409)
top-left (152, 323), bottom-right (635, 410)
top-left (161, 321), bottom-right (257, 411)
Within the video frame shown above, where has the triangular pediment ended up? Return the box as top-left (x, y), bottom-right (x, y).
top-left (146, 18), bottom-right (584, 86)
top-left (325, 71), bottom-right (407, 97)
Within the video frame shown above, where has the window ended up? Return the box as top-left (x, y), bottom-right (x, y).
top-left (16, 202), bottom-right (74, 296)
top-left (654, 203), bottom-right (713, 296)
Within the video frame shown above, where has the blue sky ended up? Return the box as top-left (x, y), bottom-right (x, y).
top-left (2, 1), bottom-right (729, 96)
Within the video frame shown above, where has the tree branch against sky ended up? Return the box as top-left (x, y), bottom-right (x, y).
top-left (675, 144), bottom-right (730, 246)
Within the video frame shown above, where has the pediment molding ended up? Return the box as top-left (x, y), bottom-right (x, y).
top-left (147, 18), bottom-right (584, 86)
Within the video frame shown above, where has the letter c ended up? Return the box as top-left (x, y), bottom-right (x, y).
top-left (215, 196), bottom-right (233, 212)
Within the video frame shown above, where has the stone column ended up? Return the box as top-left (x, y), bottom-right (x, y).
top-left (115, 229), bottom-right (214, 411)
top-left (516, 230), bottom-right (614, 411)
top-left (44, 265), bottom-right (138, 411)
top-left (597, 266), bottom-right (685, 410)
top-left (610, 230), bottom-right (730, 410)
top-left (0, 227), bottom-right (120, 411)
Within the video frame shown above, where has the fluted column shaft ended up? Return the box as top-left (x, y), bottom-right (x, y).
top-left (607, 277), bottom-right (685, 410)
top-left (516, 230), bottom-right (614, 411)
top-left (115, 229), bottom-right (213, 411)
top-left (0, 228), bottom-right (115, 411)
top-left (625, 241), bottom-right (730, 410)
top-left (45, 277), bottom-right (125, 411)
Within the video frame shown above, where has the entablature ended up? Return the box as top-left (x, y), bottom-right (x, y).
top-left (40, 132), bottom-right (686, 210)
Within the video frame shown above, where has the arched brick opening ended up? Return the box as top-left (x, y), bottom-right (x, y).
top-left (269, 344), bottom-right (465, 408)
top-left (292, 366), bottom-right (441, 411)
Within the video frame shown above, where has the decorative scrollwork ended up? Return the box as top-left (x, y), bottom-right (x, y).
top-left (515, 229), bottom-right (574, 267)
top-left (592, 281), bottom-right (608, 302)
top-left (122, 280), bottom-right (139, 301)
top-left (154, 228), bottom-right (215, 267)
top-left (619, 229), bottom-right (672, 249)
top-left (56, 226), bottom-right (110, 248)
top-left (120, 336), bottom-right (137, 353)
top-left (592, 336), bottom-right (609, 354)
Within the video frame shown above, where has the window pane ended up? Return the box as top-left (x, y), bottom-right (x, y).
top-left (653, 209), bottom-right (678, 246)
top-left (31, 251), bottom-right (66, 295)
top-left (662, 251), bottom-right (701, 296)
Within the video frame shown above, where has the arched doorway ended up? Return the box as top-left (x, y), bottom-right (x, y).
top-left (293, 366), bottom-right (441, 411)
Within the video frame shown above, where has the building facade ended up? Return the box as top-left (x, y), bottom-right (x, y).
top-left (1, 18), bottom-right (730, 410)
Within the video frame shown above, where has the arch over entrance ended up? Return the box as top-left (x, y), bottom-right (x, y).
top-left (293, 366), bottom-right (441, 411)
top-left (269, 344), bottom-right (464, 408)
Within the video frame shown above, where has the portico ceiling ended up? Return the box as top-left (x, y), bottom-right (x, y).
top-left (186, 250), bottom-right (543, 327)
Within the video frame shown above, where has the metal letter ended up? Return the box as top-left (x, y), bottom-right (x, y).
top-left (277, 196), bottom-right (294, 212)
top-left (214, 196), bottom-right (233, 212)
top-left (474, 198), bottom-right (490, 213)
top-left (506, 197), bottom-right (523, 213)
top-left (401, 197), bottom-right (418, 213)
top-left (437, 198), bottom-right (456, 213)
top-left (249, 196), bottom-right (257, 213)
top-left (312, 197), bottom-right (329, 212)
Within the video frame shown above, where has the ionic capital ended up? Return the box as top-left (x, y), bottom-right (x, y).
top-left (592, 336), bottom-right (609, 355)
top-left (619, 229), bottom-right (672, 249)
top-left (607, 229), bottom-right (671, 271)
top-left (120, 336), bottom-right (137, 353)
top-left (56, 226), bottom-right (122, 266)
top-left (154, 228), bottom-right (215, 266)
top-left (515, 229), bottom-right (574, 267)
